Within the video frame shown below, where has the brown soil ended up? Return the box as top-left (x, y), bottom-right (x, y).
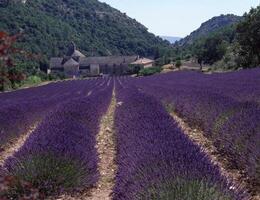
top-left (58, 89), bottom-right (117, 200)
top-left (0, 124), bottom-right (38, 166)
top-left (88, 89), bottom-right (117, 200)
top-left (171, 112), bottom-right (260, 200)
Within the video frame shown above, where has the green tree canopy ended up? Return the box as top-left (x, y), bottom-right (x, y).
top-left (236, 5), bottom-right (260, 68)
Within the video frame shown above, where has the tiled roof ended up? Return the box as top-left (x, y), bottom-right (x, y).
top-left (50, 57), bottom-right (63, 68)
top-left (131, 58), bottom-right (154, 65)
top-left (63, 58), bottom-right (79, 67)
top-left (72, 50), bottom-right (86, 58)
top-left (66, 42), bottom-right (86, 58)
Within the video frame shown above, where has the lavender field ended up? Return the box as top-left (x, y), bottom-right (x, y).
top-left (0, 69), bottom-right (259, 199)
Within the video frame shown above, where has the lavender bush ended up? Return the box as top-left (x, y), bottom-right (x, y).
top-left (130, 69), bottom-right (260, 191)
top-left (3, 79), bottom-right (113, 197)
top-left (113, 84), bottom-right (247, 200)
top-left (0, 78), bottom-right (105, 148)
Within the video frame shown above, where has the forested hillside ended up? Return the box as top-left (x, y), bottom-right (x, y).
top-left (0, 0), bottom-right (171, 60)
top-left (175, 8), bottom-right (260, 70)
top-left (177, 14), bottom-right (241, 47)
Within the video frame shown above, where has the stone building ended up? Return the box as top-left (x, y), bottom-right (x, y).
top-left (49, 43), bottom-right (155, 77)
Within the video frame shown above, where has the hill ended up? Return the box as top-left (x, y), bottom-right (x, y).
top-left (0, 0), bottom-right (171, 61)
top-left (171, 8), bottom-right (260, 70)
top-left (160, 36), bottom-right (182, 44)
top-left (177, 14), bottom-right (242, 47)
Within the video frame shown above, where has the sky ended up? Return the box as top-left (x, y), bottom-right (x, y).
top-left (99, 0), bottom-right (259, 37)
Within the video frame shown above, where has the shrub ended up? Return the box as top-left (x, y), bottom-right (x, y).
top-left (7, 153), bottom-right (86, 196)
top-left (113, 86), bottom-right (245, 200)
top-left (22, 76), bottom-right (42, 86)
top-left (137, 178), bottom-right (233, 200)
top-left (138, 67), bottom-right (161, 76)
top-left (175, 60), bottom-right (182, 69)
top-left (127, 65), bottom-right (142, 75)
top-left (4, 83), bottom-right (113, 197)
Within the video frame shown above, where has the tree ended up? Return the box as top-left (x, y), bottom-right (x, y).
top-left (175, 60), bottom-right (182, 69)
top-left (0, 32), bottom-right (25, 91)
top-left (236, 6), bottom-right (260, 68)
top-left (198, 57), bottom-right (203, 71)
top-left (192, 34), bottom-right (228, 68)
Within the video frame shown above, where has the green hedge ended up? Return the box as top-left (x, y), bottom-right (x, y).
top-left (138, 67), bottom-right (162, 76)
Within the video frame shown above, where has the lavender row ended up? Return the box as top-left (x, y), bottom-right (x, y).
top-left (130, 69), bottom-right (260, 191)
top-left (0, 78), bottom-right (102, 107)
top-left (113, 85), bottom-right (247, 200)
top-left (0, 78), bottom-right (108, 148)
top-left (3, 81), bottom-right (113, 197)
top-left (133, 69), bottom-right (260, 105)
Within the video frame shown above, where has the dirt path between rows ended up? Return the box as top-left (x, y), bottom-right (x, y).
top-left (171, 112), bottom-right (259, 200)
top-left (88, 89), bottom-right (117, 200)
top-left (58, 89), bottom-right (117, 200)
top-left (0, 124), bottom-right (38, 167)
